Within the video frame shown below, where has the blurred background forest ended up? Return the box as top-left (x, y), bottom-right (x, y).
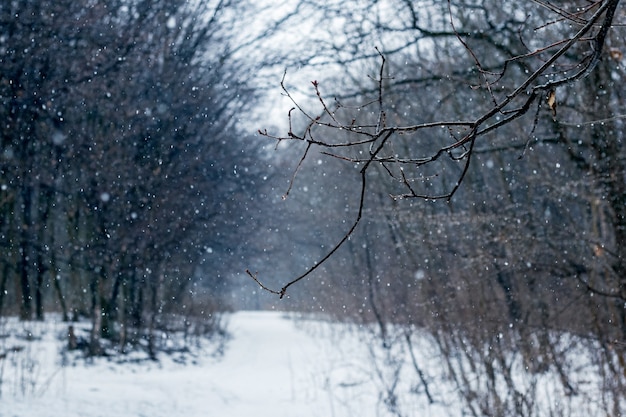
top-left (2, 0), bottom-right (626, 415)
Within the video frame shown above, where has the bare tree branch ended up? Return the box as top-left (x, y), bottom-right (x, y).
top-left (250, 0), bottom-right (622, 297)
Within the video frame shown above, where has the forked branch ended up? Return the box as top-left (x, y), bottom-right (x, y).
top-left (250, 0), bottom-right (621, 298)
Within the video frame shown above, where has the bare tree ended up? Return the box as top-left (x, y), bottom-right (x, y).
top-left (249, 1), bottom-right (626, 415)
top-left (0, 0), bottom-right (261, 355)
top-left (250, 0), bottom-right (622, 296)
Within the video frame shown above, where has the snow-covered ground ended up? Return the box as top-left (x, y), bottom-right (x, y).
top-left (1, 311), bottom-right (621, 417)
top-left (0, 311), bottom-right (444, 417)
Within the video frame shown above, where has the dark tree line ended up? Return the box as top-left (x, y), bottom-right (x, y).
top-left (0, 0), bottom-right (260, 356)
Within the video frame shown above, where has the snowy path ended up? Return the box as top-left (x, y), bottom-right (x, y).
top-left (1, 311), bottom-right (381, 417)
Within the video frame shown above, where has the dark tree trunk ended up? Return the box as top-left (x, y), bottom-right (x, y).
top-left (588, 64), bottom-right (626, 300)
top-left (19, 185), bottom-right (33, 320)
top-left (0, 262), bottom-right (9, 317)
top-left (89, 272), bottom-right (103, 356)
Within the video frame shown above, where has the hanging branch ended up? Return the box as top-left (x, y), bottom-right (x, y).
top-left (249, 0), bottom-right (621, 298)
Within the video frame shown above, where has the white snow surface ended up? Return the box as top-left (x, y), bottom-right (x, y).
top-left (2, 311), bottom-right (617, 417)
top-left (0, 311), bottom-right (442, 417)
